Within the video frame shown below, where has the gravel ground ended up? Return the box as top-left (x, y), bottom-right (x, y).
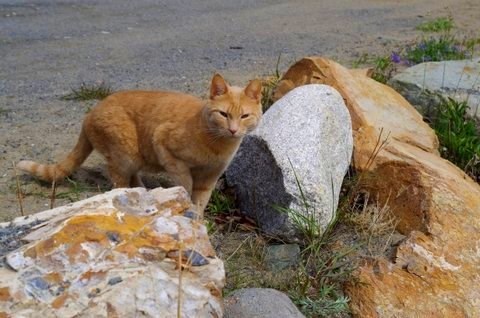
top-left (1, 0), bottom-right (480, 221)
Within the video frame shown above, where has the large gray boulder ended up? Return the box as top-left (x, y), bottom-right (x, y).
top-left (226, 84), bottom-right (353, 240)
top-left (390, 58), bottom-right (480, 120)
top-left (224, 288), bottom-right (305, 318)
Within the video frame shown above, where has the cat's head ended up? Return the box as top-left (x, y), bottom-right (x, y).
top-left (205, 73), bottom-right (263, 139)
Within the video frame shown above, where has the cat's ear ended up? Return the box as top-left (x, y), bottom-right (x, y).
top-left (210, 73), bottom-right (229, 99)
top-left (244, 79), bottom-right (262, 101)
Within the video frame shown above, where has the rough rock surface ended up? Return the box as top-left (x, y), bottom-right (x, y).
top-left (0, 187), bottom-right (225, 318)
top-left (224, 288), bottom-right (305, 318)
top-left (226, 84), bottom-right (353, 240)
top-left (390, 58), bottom-right (480, 119)
top-left (276, 57), bottom-right (480, 317)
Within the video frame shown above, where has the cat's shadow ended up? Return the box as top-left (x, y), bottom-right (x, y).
top-left (18, 165), bottom-right (174, 193)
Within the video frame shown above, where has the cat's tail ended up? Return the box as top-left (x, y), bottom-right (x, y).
top-left (17, 128), bottom-right (93, 182)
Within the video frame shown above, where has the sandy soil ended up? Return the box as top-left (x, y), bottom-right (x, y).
top-left (1, 0), bottom-right (479, 222)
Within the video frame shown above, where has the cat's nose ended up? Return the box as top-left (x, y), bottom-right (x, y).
top-left (228, 128), bottom-right (238, 135)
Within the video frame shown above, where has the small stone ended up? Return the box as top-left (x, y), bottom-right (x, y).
top-left (167, 249), bottom-right (209, 266)
top-left (184, 210), bottom-right (199, 220)
top-left (106, 231), bottom-right (121, 244)
top-left (264, 244), bottom-right (301, 271)
top-left (224, 288), bottom-right (305, 318)
top-left (28, 277), bottom-right (49, 290)
top-left (107, 276), bottom-right (123, 286)
top-left (87, 288), bottom-right (101, 298)
top-left (185, 250), bottom-right (209, 266)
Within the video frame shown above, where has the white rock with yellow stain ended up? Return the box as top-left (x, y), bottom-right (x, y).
top-left (0, 187), bottom-right (224, 317)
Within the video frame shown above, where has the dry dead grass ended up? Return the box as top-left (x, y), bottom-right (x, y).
top-left (343, 191), bottom-right (399, 258)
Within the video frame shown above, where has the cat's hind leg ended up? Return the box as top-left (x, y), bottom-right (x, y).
top-left (85, 113), bottom-right (143, 188)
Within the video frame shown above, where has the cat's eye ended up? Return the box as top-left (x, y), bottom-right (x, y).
top-left (219, 111), bottom-right (228, 118)
top-left (241, 114), bottom-right (250, 119)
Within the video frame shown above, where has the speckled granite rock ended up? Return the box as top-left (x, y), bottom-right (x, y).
top-left (224, 288), bottom-right (305, 318)
top-left (226, 84), bottom-right (353, 240)
top-left (0, 187), bottom-right (225, 317)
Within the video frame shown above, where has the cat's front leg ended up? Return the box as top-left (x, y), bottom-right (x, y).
top-left (191, 170), bottom-right (223, 218)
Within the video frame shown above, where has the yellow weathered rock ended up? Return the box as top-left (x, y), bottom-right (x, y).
top-left (276, 57), bottom-right (480, 317)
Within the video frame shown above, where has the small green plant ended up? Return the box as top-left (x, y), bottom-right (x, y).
top-left (433, 97), bottom-right (480, 180)
top-left (416, 17), bottom-right (454, 33)
top-left (292, 285), bottom-right (350, 317)
top-left (351, 53), bottom-right (400, 84)
top-left (372, 55), bottom-right (397, 84)
top-left (54, 177), bottom-right (86, 202)
top-left (62, 82), bottom-right (113, 101)
top-left (206, 189), bottom-right (234, 215)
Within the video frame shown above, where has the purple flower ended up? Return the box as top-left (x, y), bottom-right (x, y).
top-left (390, 52), bottom-right (401, 63)
top-left (418, 42), bottom-right (427, 51)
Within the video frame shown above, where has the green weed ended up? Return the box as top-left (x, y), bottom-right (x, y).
top-left (274, 164), bottom-right (355, 317)
top-left (206, 189), bottom-right (235, 215)
top-left (371, 55), bottom-right (397, 84)
top-left (405, 35), bottom-right (467, 64)
top-left (62, 82), bottom-right (113, 101)
top-left (433, 97), bottom-right (480, 180)
top-left (416, 17), bottom-right (454, 33)
top-left (351, 53), bottom-right (399, 84)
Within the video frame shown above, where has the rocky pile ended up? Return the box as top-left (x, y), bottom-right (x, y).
top-left (275, 57), bottom-right (480, 317)
top-left (0, 187), bottom-right (224, 317)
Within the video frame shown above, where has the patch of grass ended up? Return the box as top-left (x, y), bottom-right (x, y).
top-left (15, 176), bottom-right (106, 203)
top-left (62, 82), bottom-right (113, 101)
top-left (206, 189), bottom-right (235, 215)
top-left (371, 54), bottom-right (398, 84)
top-left (273, 165), bottom-right (354, 317)
top-left (433, 97), bottom-right (480, 180)
top-left (351, 52), bottom-right (401, 84)
top-left (405, 35), bottom-right (468, 64)
top-left (416, 17), bottom-right (454, 33)
top-left (343, 191), bottom-right (398, 258)
top-left (0, 107), bottom-right (11, 115)
top-left (54, 177), bottom-right (91, 202)
top-left (406, 17), bottom-right (472, 64)
top-left (261, 54), bottom-right (282, 112)
top-left (351, 53), bottom-right (369, 68)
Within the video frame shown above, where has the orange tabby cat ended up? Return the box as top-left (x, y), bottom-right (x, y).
top-left (17, 74), bottom-right (263, 216)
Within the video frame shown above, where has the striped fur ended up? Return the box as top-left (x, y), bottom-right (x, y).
top-left (16, 129), bottom-right (93, 182)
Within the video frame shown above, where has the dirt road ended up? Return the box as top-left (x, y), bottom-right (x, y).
top-left (1, 0), bottom-right (479, 221)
